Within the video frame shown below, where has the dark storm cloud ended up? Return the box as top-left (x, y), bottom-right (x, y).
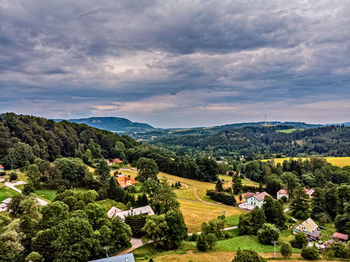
top-left (0, 0), bottom-right (350, 126)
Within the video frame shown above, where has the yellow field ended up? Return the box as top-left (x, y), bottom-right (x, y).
top-left (118, 168), bottom-right (246, 232)
top-left (263, 157), bottom-right (350, 168)
top-left (179, 200), bottom-right (245, 233)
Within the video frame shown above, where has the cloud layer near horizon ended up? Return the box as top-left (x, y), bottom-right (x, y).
top-left (1, 0), bottom-right (350, 127)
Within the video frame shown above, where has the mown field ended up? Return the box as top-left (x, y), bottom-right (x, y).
top-left (0, 184), bottom-right (19, 202)
top-left (264, 156), bottom-right (350, 168)
top-left (119, 168), bottom-right (246, 232)
top-left (276, 128), bottom-right (303, 133)
top-left (35, 188), bottom-right (90, 201)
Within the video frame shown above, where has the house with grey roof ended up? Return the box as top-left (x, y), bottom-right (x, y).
top-left (109, 205), bottom-right (155, 221)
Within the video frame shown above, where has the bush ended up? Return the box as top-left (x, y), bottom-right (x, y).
top-left (232, 249), bottom-right (267, 262)
top-left (196, 234), bottom-right (209, 251)
top-left (290, 233), bottom-right (308, 249)
top-left (326, 242), bottom-right (350, 258)
top-left (257, 223), bottom-right (279, 245)
top-left (301, 245), bottom-right (319, 260)
top-left (0, 171), bottom-right (6, 176)
top-left (280, 242), bottom-right (292, 259)
top-left (125, 214), bottom-right (147, 237)
top-left (206, 190), bottom-right (236, 205)
top-left (9, 171), bottom-right (18, 181)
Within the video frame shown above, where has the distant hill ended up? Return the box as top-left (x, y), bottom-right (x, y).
top-left (54, 117), bottom-right (155, 133)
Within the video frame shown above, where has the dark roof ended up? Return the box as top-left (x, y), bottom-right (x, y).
top-left (89, 253), bottom-right (135, 262)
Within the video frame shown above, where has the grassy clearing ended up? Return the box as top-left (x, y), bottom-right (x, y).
top-left (219, 175), bottom-right (259, 187)
top-left (35, 188), bottom-right (90, 201)
top-left (320, 223), bottom-right (336, 242)
top-left (179, 200), bottom-right (245, 233)
top-left (97, 199), bottom-right (126, 211)
top-left (276, 128), bottom-right (303, 133)
top-left (0, 186), bottom-right (19, 202)
top-left (263, 157), bottom-right (350, 168)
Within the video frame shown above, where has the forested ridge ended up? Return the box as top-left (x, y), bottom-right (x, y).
top-left (152, 125), bottom-right (350, 159)
top-left (0, 113), bottom-right (219, 182)
top-left (0, 113), bottom-right (138, 163)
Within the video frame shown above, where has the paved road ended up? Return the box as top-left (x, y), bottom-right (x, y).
top-left (5, 181), bottom-right (48, 206)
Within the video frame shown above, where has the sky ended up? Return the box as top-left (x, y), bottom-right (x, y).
top-left (1, 0), bottom-right (350, 128)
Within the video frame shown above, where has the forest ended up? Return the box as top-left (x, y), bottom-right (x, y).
top-left (151, 125), bottom-right (350, 160)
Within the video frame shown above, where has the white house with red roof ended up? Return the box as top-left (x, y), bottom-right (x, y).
top-left (277, 189), bottom-right (289, 199)
top-left (0, 165), bottom-right (4, 171)
top-left (239, 192), bottom-right (270, 210)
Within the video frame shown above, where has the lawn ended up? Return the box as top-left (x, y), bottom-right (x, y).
top-left (263, 157), bottom-right (350, 168)
top-left (179, 200), bottom-right (246, 233)
top-left (0, 186), bottom-right (19, 202)
top-left (35, 188), bottom-right (90, 201)
top-left (215, 228), bottom-right (300, 253)
top-left (276, 128), bottom-right (303, 133)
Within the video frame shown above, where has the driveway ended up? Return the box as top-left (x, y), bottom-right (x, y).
top-left (5, 181), bottom-right (48, 206)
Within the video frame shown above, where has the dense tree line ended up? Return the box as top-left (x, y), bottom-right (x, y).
top-left (152, 125), bottom-right (350, 160)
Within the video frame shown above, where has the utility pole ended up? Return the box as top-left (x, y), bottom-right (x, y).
top-left (272, 240), bottom-right (278, 257)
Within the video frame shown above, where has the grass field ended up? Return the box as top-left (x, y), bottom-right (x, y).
top-left (179, 200), bottom-right (245, 233)
top-left (35, 188), bottom-right (90, 201)
top-left (276, 128), bottom-right (303, 133)
top-left (264, 156), bottom-right (350, 168)
top-left (0, 185), bottom-right (19, 202)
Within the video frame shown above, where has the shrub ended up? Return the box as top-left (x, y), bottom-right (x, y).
top-left (206, 190), bottom-right (236, 205)
top-left (125, 214), bottom-right (147, 237)
top-left (301, 245), bottom-right (319, 260)
top-left (0, 171), bottom-right (6, 176)
top-left (290, 233), bottom-right (308, 249)
top-left (205, 233), bottom-right (217, 249)
top-left (9, 171), bottom-right (18, 181)
top-left (196, 234), bottom-right (209, 251)
top-left (326, 242), bottom-right (350, 258)
top-left (257, 223), bottom-right (279, 245)
top-left (280, 242), bottom-right (292, 259)
top-left (232, 249), bottom-right (267, 262)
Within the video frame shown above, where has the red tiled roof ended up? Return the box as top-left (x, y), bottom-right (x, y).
top-left (113, 158), bottom-right (122, 163)
top-left (254, 192), bottom-right (270, 201)
top-left (244, 192), bottom-right (255, 199)
top-left (333, 232), bottom-right (348, 241)
top-left (0, 165), bottom-right (3, 169)
top-left (117, 176), bottom-right (136, 188)
top-left (278, 189), bottom-right (288, 195)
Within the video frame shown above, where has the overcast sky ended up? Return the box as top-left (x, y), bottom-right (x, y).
top-left (1, 0), bottom-right (350, 128)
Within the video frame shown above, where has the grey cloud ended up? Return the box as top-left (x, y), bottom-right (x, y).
top-left (0, 0), bottom-right (350, 126)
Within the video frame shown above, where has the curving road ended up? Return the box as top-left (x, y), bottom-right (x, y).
top-left (5, 181), bottom-right (48, 205)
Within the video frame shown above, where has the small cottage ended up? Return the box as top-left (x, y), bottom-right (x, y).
top-left (293, 218), bottom-right (321, 240)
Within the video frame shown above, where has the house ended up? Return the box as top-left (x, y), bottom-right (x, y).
top-left (333, 232), bottom-right (348, 242)
top-left (110, 205), bottom-right (155, 221)
top-left (117, 175), bottom-right (136, 188)
top-left (0, 203), bottom-right (8, 212)
top-left (113, 158), bottom-right (122, 164)
top-left (0, 165), bottom-right (4, 171)
top-left (107, 207), bottom-right (122, 219)
top-left (304, 188), bottom-right (315, 197)
top-left (89, 253), bottom-right (135, 262)
top-left (0, 198), bottom-right (12, 212)
top-left (105, 160), bottom-right (112, 166)
top-left (277, 189), bottom-right (289, 199)
top-left (293, 218), bottom-right (321, 240)
top-left (239, 192), bottom-right (270, 210)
